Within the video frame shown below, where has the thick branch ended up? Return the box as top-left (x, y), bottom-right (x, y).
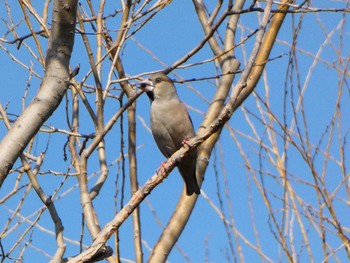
top-left (0, 0), bottom-right (78, 188)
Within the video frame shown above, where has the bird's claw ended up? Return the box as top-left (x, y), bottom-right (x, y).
top-left (182, 138), bottom-right (193, 148)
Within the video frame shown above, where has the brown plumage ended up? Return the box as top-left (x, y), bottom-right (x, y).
top-left (140, 73), bottom-right (200, 195)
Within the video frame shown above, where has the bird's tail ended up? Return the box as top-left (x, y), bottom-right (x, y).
top-left (184, 176), bottom-right (201, 196)
top-left (178, 157), bottom-right (201, 196)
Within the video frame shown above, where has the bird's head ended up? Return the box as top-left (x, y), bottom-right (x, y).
top-left (140, 73), bottom-right (178, 102)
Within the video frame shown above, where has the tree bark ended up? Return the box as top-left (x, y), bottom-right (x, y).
top-left (0, 0), bottom-right (78, 188)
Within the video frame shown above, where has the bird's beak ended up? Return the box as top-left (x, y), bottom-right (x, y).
top-left (139, 79), bottom-right (154, 92)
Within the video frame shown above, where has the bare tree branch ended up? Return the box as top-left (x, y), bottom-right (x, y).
top-left (0, 0), bottom-right (78, 188)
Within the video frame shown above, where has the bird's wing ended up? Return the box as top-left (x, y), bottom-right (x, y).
top-left (150, 99), bottom-right (195, 156)
top-left (165, 100), bottom-right (195, 148)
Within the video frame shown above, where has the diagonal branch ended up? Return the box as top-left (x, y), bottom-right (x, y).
top-left (66, 0), bottom-right (298, 261)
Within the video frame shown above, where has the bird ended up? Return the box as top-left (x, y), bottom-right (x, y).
top-left (140, 73), bottom-right (200, 195)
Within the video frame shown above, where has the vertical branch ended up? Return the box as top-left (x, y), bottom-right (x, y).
top-left (18, 0), bottom-right (46, 64)
top-left (74, 11), bottom-right (114, 262)
top-left (102, 0), bottom-right (144, 261)
top-left (192, 0), bottom-right (223, 56)
top-left (127, 95), bottom-right (143, 263)
top-left (70, 8), bottom-right (102, 246)
top-left (95, 1), bottom-right (109, 197)
top-left (42, 0), bottom-right (51, 35)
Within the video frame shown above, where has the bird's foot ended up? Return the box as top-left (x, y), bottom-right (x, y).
top-left (182, 138), bottom-right (193, 148)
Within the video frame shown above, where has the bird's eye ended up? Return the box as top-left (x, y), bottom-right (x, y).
top-left (155, 77), bottom-right (161, 83)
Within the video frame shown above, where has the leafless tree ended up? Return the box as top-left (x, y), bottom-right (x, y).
top-left (0, 0), bottom-right (349, 262)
